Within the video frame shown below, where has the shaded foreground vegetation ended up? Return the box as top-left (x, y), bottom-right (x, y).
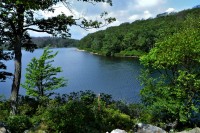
top-left (0, 91), bottom-right (144, 133)
top-left (0, 90), bottom-right (199, 133)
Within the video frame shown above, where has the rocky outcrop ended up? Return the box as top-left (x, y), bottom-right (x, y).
top-left (106, 129), bottom-right (127, 133)
top-left (0, 122), bottom-right (10, 133)
top-left (0, 127), bottom-right (6, 133)
top-left (135, 123), bottom-right (167, 133)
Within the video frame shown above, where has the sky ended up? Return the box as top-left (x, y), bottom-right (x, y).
top-left (29, 0), bottom-right (200, 40)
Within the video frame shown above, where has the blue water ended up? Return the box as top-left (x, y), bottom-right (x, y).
top-left (0, 48), bottom-right (142, 103)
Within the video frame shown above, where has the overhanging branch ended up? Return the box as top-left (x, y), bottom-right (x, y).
top-left (24, 28), bottom-right (52, 34)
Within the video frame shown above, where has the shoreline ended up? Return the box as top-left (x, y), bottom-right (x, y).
top-left (77, 48), bottom-right (140, 58)
top-left (76, 49), bottom-right (86, 52)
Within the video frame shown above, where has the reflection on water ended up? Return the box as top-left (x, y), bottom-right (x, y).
top-left (0, 48), bottom-right (142, 103)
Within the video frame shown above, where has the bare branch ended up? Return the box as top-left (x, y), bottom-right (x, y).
top-left (86, 1), bottom-right (96, 5)
top-left (24, 28), bottom-right (51, 34)
top-left (61, 1), bottom-right (74, 14)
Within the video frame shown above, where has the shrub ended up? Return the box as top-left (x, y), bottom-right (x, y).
top-left (0, 97), bottom-right (10, 121)
top-left (33, 91), bottom-right (134, 133)
top-left (100, 108), bottom-right (133, 131)
top-left (18, 95), bottom-right (39, 116)
top-left (6, 115), bottom-right (32, 133)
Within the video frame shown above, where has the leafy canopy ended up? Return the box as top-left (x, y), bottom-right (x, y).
top-left (0, 0), bottom-right (115, 50)
top-left (140, 16), bottom-right (200, 125)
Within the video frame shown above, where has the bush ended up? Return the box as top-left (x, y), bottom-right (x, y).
top-left (32, 91), bottom-right (135, 133)
top-left (6, 115), bottom-right (32, 133)
top-left (18, 95), bottom-right (39, 116)
top-left (100, 108), bottom-right (133, 132)
top-left (36, 99), bottom-right (99, 133)
top-left (0, 97), bottom-right (10, 121)
top-left (1, 91), bottom-right (140, 132)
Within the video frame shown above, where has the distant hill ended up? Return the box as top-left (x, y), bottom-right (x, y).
top-left (193, 5), bottom-right (200, 9)
top-left (156, 11), bottom-right (177, 17)
top-left (31, 37), bottom-right (79, 48)
top-left (78, 7), bottom-right (200, 57)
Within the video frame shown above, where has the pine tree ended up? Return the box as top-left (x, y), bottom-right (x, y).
top-left (21, 48), bottom-right (67, 100)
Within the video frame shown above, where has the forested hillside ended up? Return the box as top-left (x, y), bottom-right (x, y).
top-left (32, 37), bottom-right (78, 48)
top-left (78, 8), bottom-right (200, 57)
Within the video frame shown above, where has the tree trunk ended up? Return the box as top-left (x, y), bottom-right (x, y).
top-left (10, 45), bottom-right (22, 115)
top-left (10, 4), bottom-right (24, 115)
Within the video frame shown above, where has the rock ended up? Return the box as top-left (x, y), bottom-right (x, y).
top-left (110, 129), bottom-right (127, 133)
top-left (0, 127), bottom-right (6, 133)
top-left (0, 122), bottom-right (10, 133)
top-left (135, 123), bottom-right (167, 133)
top-left (177, 127), bottom-right (200, 133)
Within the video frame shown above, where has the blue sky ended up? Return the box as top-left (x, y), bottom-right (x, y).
top-left (29, 0), bottom-right (200, 39)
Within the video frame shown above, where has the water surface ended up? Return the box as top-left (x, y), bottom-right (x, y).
top-left (0, 48), bottom-right (142, 103)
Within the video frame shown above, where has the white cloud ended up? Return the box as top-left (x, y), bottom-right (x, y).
top-left (128, 10), bottom-right (152, 21)
top-left (135, 0), bottom-right (166, 8)
top-left (128, 15), bottom-right (139, 21)
top-left (38, 2), bottom-right (81, 19)
top-left (41, 6), bottom-right (70, 18)
top-left (28, 30), bottom-right (50, 37)
top-left (165, 8), bottom-right (176, 13)
top-left (143, 10), bottom-right (153, 19)
top-left (101, 2), bottom-right (110, 9)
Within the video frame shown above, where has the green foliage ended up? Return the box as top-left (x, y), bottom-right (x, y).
top-left (25, 91), bottom-right (134, 133)
top-left (0, 49), bottom-right (13, 82)
top-left (100, 108), bottom-right (133, 131)
top-left (6, 115), bottom-right (32, 133)
top-left (140, 16), bottom-right (200, 126)
top-left (78, 8), bottom-right (200, 57)
top-left (21, 48), bottom-right (67, 99)
top-left (1, 91), bottom-right (154, 132)
top-left (115, 50), bottom-right (145, 57)
top-left (0, 96), bottom-right (10, 121)
top-left (17, 96), bottom-right (39, 116)
top-left (37, 100), bottom-right (98, 132)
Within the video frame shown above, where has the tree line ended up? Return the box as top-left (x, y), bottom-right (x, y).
top-left (78, 8), bottom-right (200, 57)
top-left (31, 37), bottom-right (79, 48)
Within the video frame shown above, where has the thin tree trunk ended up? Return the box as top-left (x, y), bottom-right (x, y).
top-left (10, 45), bottom-right (22, 115)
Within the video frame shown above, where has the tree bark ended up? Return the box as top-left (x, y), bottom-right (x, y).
top-left (10, 4), bottom-right (24, 115)
top-left (10, 44), bottom-right (22, 115)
